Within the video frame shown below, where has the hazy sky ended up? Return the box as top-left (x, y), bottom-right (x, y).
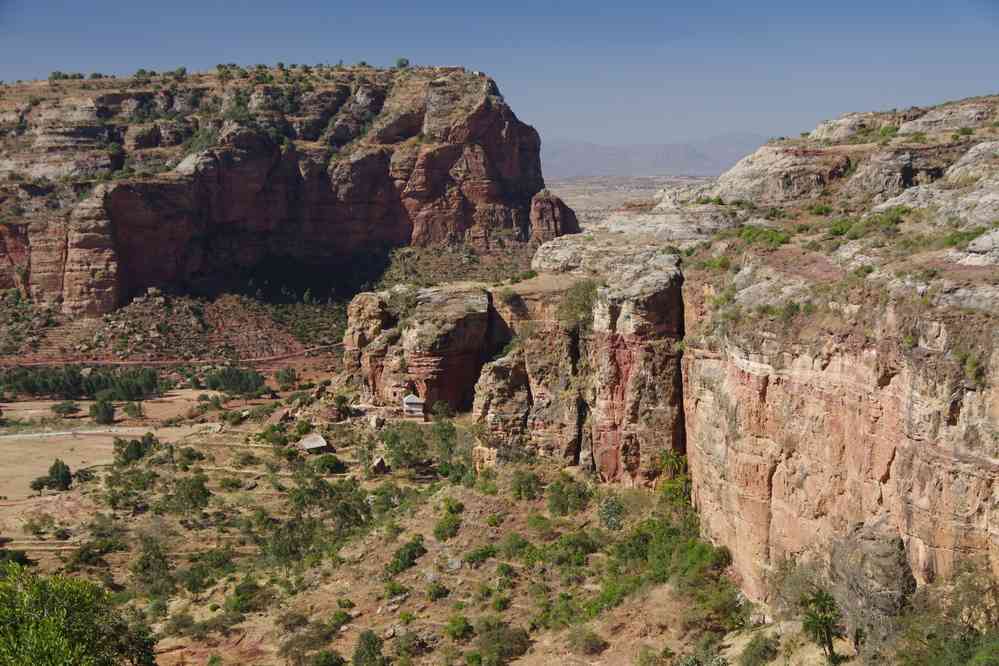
top-left (1, 1), bottom-right (997, 144)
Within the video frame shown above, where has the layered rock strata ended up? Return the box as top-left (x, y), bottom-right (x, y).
top-left (0, 67), bottom-right (568, 315)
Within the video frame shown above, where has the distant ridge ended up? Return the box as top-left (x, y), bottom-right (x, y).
top-left (541, 131), bottom-right (766, 179)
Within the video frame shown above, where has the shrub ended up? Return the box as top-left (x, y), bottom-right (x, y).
top-left (395, 58), bottom-right (410, 69)
top-left (427, 581), bottom-right (449, 601)
top-left (90, 399), bottom-right (115, 425)
top-left (547, 474), bottom-right (590, 516)
top-left (808, 203), bottom-right (833, 216)
top-left (463, 545), bottom-right (497, 568)
top-left (224, 579), bottom-right (272, 614)
top-left (385, 536), bottom-right (426, 575)
top-left (219, 477), bottom-right (242, 491)
top-left (739, 633), bottom-right (779, 666)
top-left (312, 454), bottom-right (347, 474)
top-left (557, 279), bottom-right (599, 332)
top-left (123, 401), bottom-right (144, 418)
top-left (511, 469), bottom-right (542, 501)
top-left (113, 433), bottom-right (158, 466)
top-left (311, 651), bottom-right (347, 666)
top-left (50, 400), bottom-right (80, 417)
top-left (474, 615), bottom-right (530, 665)
top-left (433, 511), bottom-right (461, 541)
top-left (567, 625), bottom-right (609, 655)
top-left (444, 613), bottom-right (473, 641)
top-left (739, 225), bottom-right (790, 248)
top-left (598, 494), bottom-right (626, 530)
top-left (351, 629), bottom-right (386, 666)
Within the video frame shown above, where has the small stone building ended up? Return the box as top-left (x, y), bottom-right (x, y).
top-left (402, 393), bottom-right (426, 419)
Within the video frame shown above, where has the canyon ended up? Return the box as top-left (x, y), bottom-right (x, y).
top-left (3, 65), bottom-right (999, 655)
top-left (343, 93), bottom-right (999, 612)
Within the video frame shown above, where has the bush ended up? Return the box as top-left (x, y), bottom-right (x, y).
top-left (567, 625), bottom-right (609, 655)
top-left (312, 454), bottom-right (347, 474)
top-left (224, 579), bottom-right (272, 614)
top-left (463, 545), bottom-right (497, 568)
top-left (739, 225), bottom-right (790, 248)
top-left (123, 401), bottom-right (144, 418)
top-left (50, 400), bottom-right (80, 417)
top-left (381, 422), bottom-right (427, 471)
top-left (511, 469), bottom-right (542, 500)
top-left (351, 629), bottom-right (386, 666)
top-left (474, 615), bottom-right (530, 665)
top-left (90, 399), bottom-right (115, 425)
top-left (385, 536), bottom-right (426, 575)
top-left (557, 279), bottom-right (599, 332)
top-left (427, 581), bottom-right (449, 601)
top-left (598, 494), bottom-right (626, 530)
top-left (113, 433), bottom-right (158, 466)
top-left (739, 633), bottom-right (779, 666)
top-left (547, 474), bottom-right (590, 516)
top-left (444, 613), bottom-right (473, 641)
top-left (311, 651), bottom-right (347, 666)
top-left (433, 511), bottom-right (461, 541)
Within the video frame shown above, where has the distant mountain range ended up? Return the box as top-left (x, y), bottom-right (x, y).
top-left (541, 132), bottom-right (767, 179)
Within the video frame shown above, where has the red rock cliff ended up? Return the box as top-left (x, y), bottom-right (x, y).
top-left (0, 67), bottom-right (566, 315)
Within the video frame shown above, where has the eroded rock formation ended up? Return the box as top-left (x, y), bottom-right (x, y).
top-left (0, 66), bottom-right (569, 315)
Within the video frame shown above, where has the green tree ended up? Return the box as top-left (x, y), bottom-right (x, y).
top-left (47, 459), bottom-right (72, 491)
top-left (802, 589), bottom-right (844, 664)
top-left (90, 399), bottom-right (115, 425)
top-left (0, 562), bottom-right (156, 665)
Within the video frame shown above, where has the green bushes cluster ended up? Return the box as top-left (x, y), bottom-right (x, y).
top-left (0, 365), bottom-right (162, 400)
top-left (385, 536), bottom-right (427, 575)
top-left (30, 459), bottom-right (73, 493)
top-left (738, 225), bottom-right (790, 248)
top-left (204, 367), bottom-right (266, 395)
top-left (547, 474), bottom-right (590, 516)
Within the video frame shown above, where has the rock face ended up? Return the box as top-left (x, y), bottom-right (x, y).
top-left (342, 284), bottom-right (496, 411)
top-left (0, 67), bottom-right (572, 315)
top-left (474, 249), bottom-right (686, 483)
top-left (344, 254), bottom-right (687, 484)
top-left (709, 145), bottom-right (852, 203)
top-left (683, 327), bottom-right (999, 600)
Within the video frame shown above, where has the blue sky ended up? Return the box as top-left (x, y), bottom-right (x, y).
top-left (1, 1), bottom-right (997, 144)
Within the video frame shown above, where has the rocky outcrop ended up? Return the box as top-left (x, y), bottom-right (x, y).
top-left (343, 284), bottom-right (496, 411)
top-left (0, 66), bottom-right (572, 315)
top-left (528, 189), bottom-right (580, 244)
top-left (471, 245), bottom-right (686, 482)
top-left (709, 145), bottom-right (852, 203)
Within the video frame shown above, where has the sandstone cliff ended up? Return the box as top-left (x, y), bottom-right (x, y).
top-left (343, 249), bottom-right (685, 484)
top-left (0, 66), bottom-right (573, 315)
top-left (341, 93), bottom-right (999, 614)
